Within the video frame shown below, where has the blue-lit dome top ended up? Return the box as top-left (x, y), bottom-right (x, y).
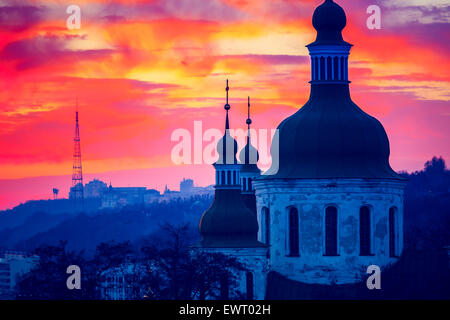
top-left (239, 141), bottom-right (259, 165)
top-left (309, 0), bottom-right (350, 46)
top-left (217, 130), bottom-right (238, 165)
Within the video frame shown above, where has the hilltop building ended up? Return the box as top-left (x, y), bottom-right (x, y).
top-left (196, 0), bottom-right (406, 299)
top-left (68, 178), bottom-right (213, 210)
top-left (180, 178), bottom-right (194, 193)
top-left (101, 184), bottom-right (149, 209)
top-left (84, 179), bottom-right (108, 198)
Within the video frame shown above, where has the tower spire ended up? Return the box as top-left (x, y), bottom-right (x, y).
top-left (247, 96), bottom-right (252, 128)
top-left (224, 79), bottom-right (230, 130)
top-left (246, 96), bottom-right (252, 144)
top-left (71, 100), bottom-right (84, 211)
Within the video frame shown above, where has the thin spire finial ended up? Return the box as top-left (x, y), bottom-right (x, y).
top-left (246, 96), bottom-right (252, 145)
top-left (224, 79), bottom-right (230, 130)
top-left (226, 79), bottom-right (229, 104)
top-left (246, 96), bottom-right (252, 129)
top-left (248, 96), bottom-right (250, 120)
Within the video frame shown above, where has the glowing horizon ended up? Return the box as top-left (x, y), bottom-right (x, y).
top-left (0, 0), bottom-right (449, 209)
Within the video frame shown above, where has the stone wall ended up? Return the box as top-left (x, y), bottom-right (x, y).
top-left (253, 178), bottom-right (406, 285)
top-left (199, 246), bottom-right (269, 300)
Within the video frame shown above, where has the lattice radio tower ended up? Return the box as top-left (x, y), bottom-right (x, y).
top-left (71, 101), bottom-right (84, 211)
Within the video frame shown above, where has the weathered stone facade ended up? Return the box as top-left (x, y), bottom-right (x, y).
top-left (253, 178), bottom-right (405, 285)
top-left (199, 247), bottom-right (268, 300)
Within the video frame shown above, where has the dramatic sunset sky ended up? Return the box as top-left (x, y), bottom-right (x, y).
top-left (0, 0), bottom-right (449, 209)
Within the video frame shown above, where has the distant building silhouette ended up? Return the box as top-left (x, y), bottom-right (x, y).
top-left (101, 183), bottom-right (148, 209)
top-left (0, 252), bottom-right (38, 299)
top-left (180, 178), bottom-right (194, 193)
top-left (84, 179), bottom-right (108, 198)
top-left (85, 178), bottom-right (213, 209)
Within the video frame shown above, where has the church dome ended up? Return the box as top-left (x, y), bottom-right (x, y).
top-left (239, 141), bottom-right (259, 166)
top-left (216, 132), bottom-right (238, 165)
top-left (310, 0), bottom-right (349, 46)
top-left (262, 0), bottom-right (403, 180)
top-left (199, 189), bottom-right (260, 246)
top-left (265, 85), bottom-right (403, 180)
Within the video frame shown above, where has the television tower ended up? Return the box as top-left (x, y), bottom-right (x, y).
top-left (71, 101), bottom-right (84, 211)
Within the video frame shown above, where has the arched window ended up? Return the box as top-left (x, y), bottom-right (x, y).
top-left (360, 206), bottom-right (371, 256)
top-left (389, 207), bottom-right (398, 257)
top-left (325, 206), bottom-right (338, 256)
top-left (288, 207), bottom-right (299, 256)
top-left (262, 207), bottom-right (270, 245)
top-left (246, 272), bottom-right (253, 300)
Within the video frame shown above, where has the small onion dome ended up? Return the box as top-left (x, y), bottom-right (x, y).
top-left (239, 140), bottom-right (260, 173)
top-left (216, 131), bottom-right (238, 165)
top-left (309, 0), bottom-right (350, 46)
top-left (198, 189), bottom-right (263, 247)
top-left (239, 141), bottom-right (259, 164)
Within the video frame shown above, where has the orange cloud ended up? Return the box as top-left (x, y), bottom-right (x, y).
top-left (0, 0), bottom-right (449, 209)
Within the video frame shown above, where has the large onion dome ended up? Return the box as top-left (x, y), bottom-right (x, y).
top-left (263, 0), bottom-right (404, 180)
top-left (265, 85), bottom-right (403, 180)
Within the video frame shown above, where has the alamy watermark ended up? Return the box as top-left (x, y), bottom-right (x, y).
top-left (367, 5), bottom-right (381, 30)
top-left (66, 265), bottom-right (81, 290)
top-left (366, 265), bottom-right (381, 290)
top-left (171, 121), bottom-right (279, 174)
top-left (66, 5), bottom-right (81, 30)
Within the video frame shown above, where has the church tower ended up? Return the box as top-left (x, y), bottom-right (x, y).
top-left (195, 80), bottom-right (268, 299)
top-left (253, 0), bottom-right (407, 285)
top-left (239, 97), bottom-right (260, 215)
